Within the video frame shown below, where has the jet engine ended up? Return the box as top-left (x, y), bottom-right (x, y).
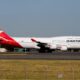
top-left (60, 45), bottom-right (67, 51)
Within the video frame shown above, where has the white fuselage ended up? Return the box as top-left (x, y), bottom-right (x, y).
top-left (12, 36), bottom-right (80, 50)
top-left (13, 37), bottom-right (51, 49)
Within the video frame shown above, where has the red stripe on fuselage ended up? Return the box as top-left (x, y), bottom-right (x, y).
top-left (0, 31), bottom-right (23, 48)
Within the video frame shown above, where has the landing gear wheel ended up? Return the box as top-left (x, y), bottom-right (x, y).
top-left (39, 49), bottom-right (46, 53)
top-left (39, 48), bottom-right (52, 53)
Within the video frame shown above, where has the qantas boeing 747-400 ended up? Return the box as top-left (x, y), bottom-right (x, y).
top-left (0, 30), bottom-right (80, 52)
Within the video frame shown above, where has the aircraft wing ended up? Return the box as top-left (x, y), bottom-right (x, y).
top-left (31, 38), bottom-right (50, 49)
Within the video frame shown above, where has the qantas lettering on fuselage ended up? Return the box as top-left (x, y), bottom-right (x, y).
top-left (66, 40), bottom-right (80, 42)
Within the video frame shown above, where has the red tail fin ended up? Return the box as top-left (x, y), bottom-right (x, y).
top-left (0, 31), bottom-right (13, 40)
top-left (0, 30), bottom-right (23, 48)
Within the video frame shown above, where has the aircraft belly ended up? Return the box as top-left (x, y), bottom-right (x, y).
top-left (19, 42), bottom-right (39, 48)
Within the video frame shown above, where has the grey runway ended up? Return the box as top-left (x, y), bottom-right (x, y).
top-left (0, 52), bottom-right (80, 60)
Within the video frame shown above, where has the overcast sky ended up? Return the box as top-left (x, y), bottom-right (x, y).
top-left (0, 0), bottom-right (80, 37)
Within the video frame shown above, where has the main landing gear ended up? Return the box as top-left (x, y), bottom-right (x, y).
top-left (38, 48), bottom-right (52, 53)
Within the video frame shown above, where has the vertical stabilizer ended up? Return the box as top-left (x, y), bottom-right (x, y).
top-left (0, 30), bottom-right (13, 40)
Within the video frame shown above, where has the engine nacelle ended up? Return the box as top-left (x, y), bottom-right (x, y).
top-left (49, 45), bottom-right (57, 49)
top-left (0, 48), bottom-right (7, 52)
top-left (60, 46), bottom-right (67, 51)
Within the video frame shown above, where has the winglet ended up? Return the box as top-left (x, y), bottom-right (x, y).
top-left (31, 38), bottom-right (37, 42)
